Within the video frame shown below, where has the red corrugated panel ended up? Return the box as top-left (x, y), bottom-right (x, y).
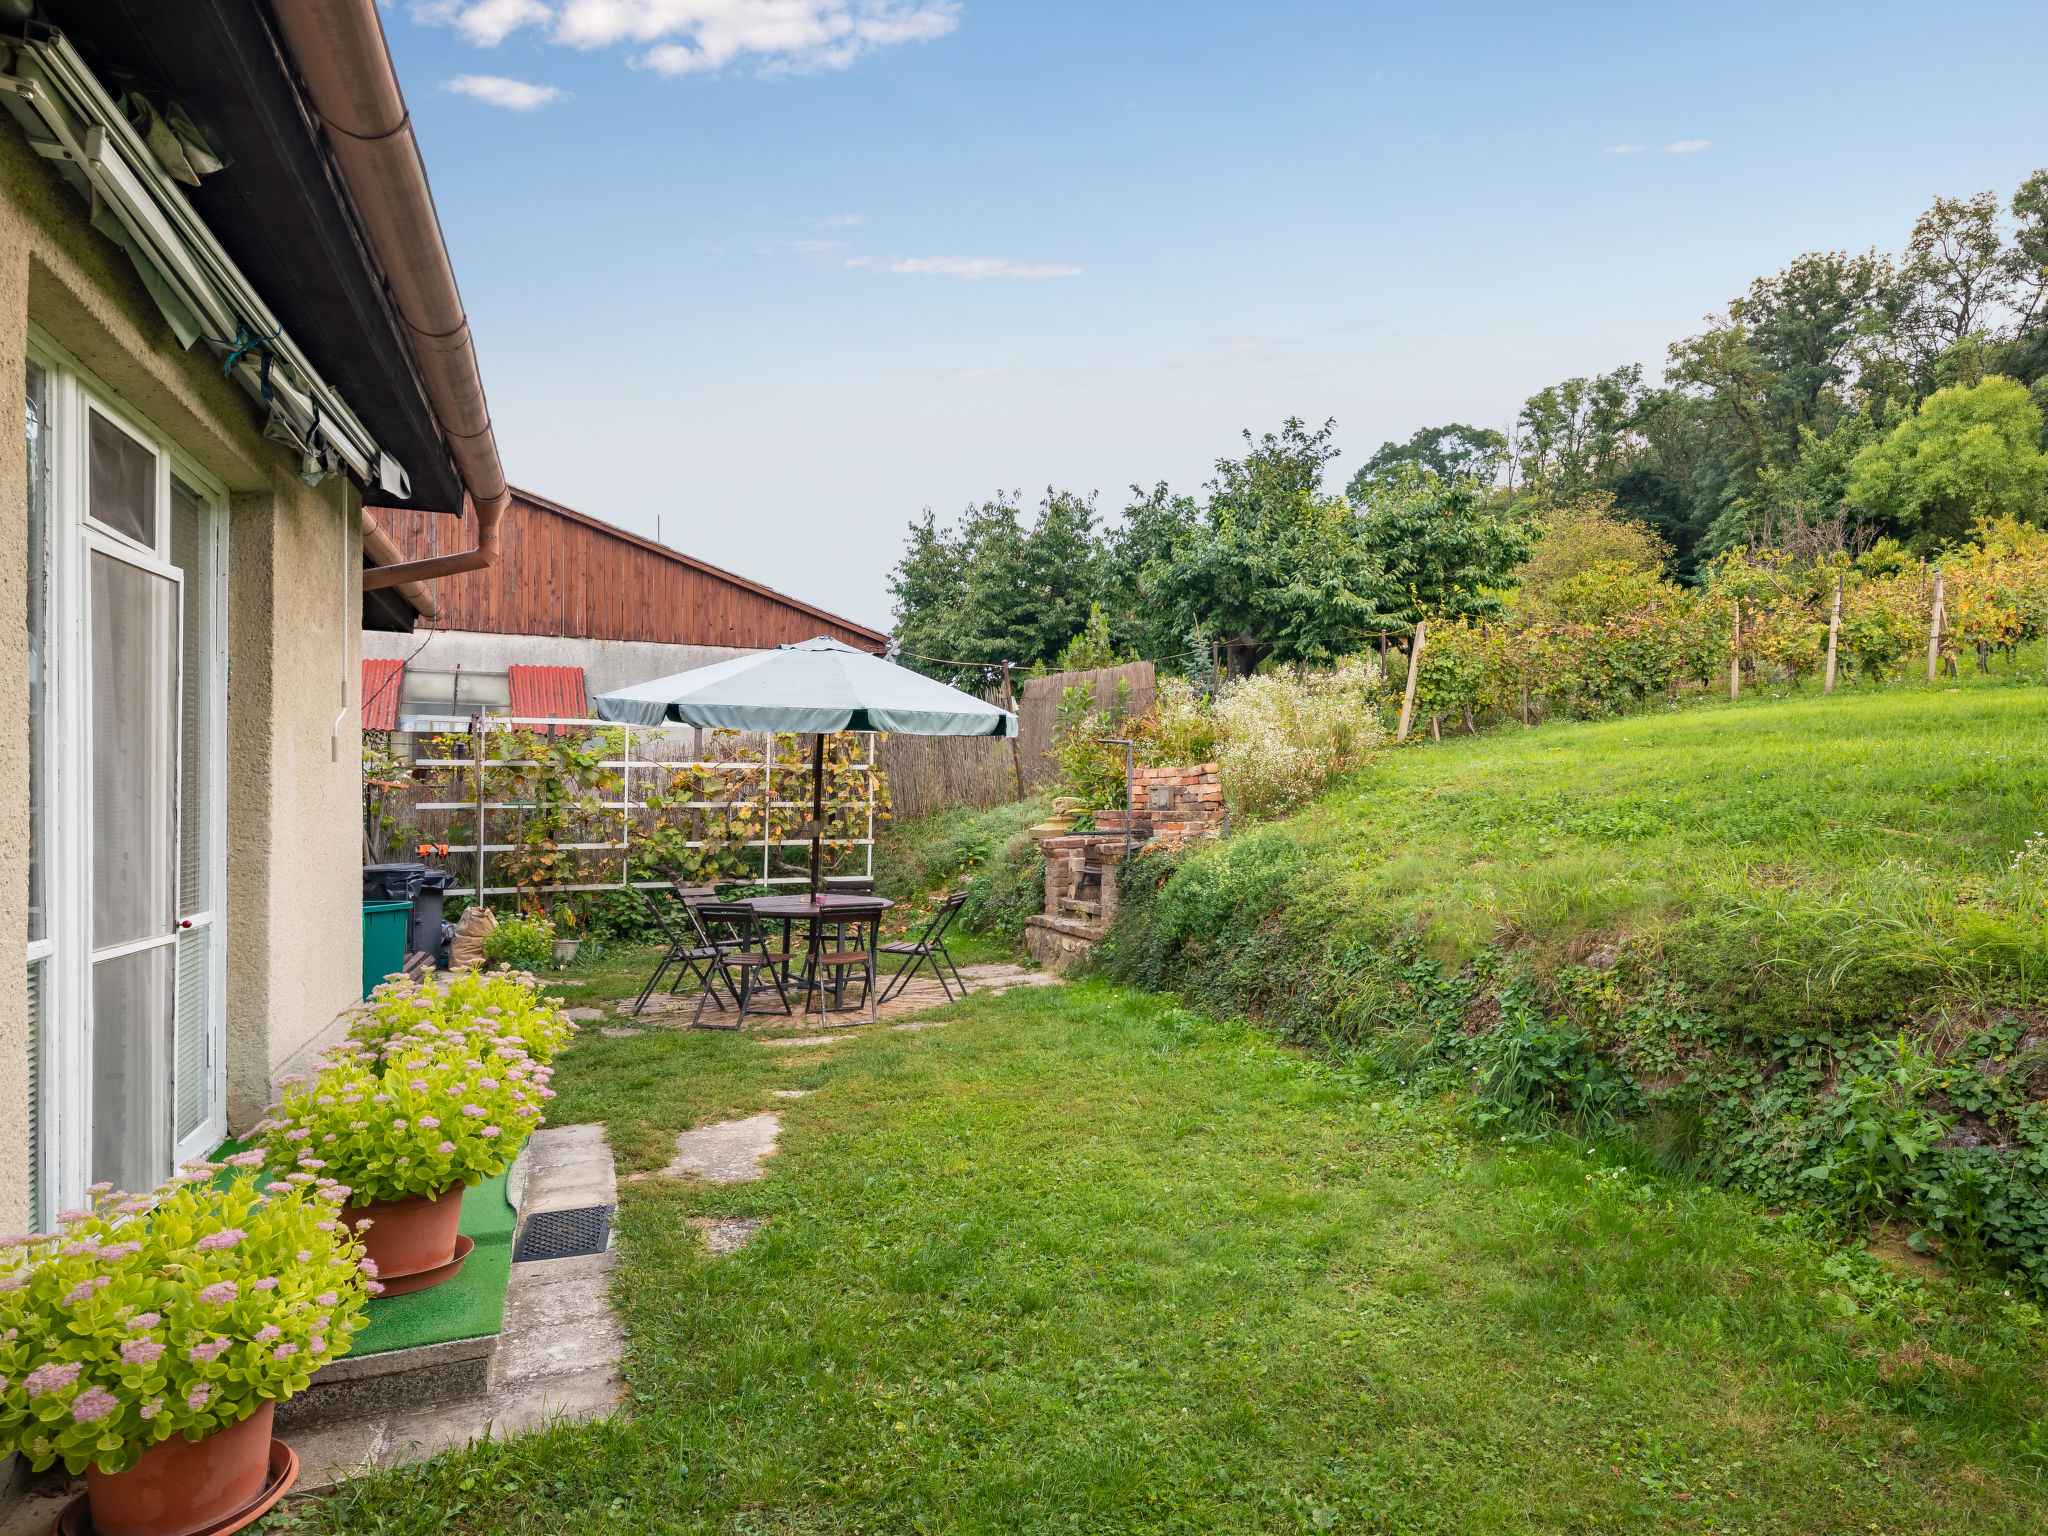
top-left (362, 658), bottom-right (405, 731)
top-left (508, 665), bottom-right (587, 733)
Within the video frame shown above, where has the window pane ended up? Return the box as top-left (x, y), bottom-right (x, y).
top-left (398, 669), bottom-right (458, 710)
top-left (26, 363), bottom-right (48, 943)
top-left (27, 957), bottom-right (44, 1232)
top-left (171, 480), bottom-right (211, 918)
top-left (89, 410), bottom-right (155, 547)
top-left (92, 945), bottom-right (171, 1196)
top-left (91, 552), bottom-right (177, 950)
top-left (456, 672), bottom-right (512, 711)
top-left (174, 925), bottom-right (209, 1141)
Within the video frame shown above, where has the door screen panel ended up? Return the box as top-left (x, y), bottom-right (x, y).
top-left (91, 944), bottom-right (172, 1194)
top-left (90, 552), bottom-right (177, 950)
top-left (88, 547), bottom-right (179, 1194)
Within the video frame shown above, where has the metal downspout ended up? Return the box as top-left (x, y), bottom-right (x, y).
top-left (267, 0), bottom-right (508, 592)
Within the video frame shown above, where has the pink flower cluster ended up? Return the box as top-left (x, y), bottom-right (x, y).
top-left (194, 1228), bottom-right (246, 1252)
top-left (119, 1338), bottom-right (165, 1366)
top-left (25, 1361), bottom-right (81, 1397)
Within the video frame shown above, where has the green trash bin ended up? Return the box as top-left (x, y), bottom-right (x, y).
top-left (362, 900), bottom-right (412, 998)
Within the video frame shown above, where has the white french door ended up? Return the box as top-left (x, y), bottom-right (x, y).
top-left (26, 333), bottom-right (227, 1223)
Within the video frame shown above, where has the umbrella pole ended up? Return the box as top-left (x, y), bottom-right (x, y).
top-left (809, 731), bottom-right (826, 896)
top-left (806, 731), bottom-right (827, 1018)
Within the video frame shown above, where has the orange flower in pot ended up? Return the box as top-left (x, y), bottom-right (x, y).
top-left (252, 1015), bottom-right (556, 1297)
top-left (0, 1169), bottom-right (371, 1536)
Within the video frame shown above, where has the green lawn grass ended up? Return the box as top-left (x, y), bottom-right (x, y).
top-left (289, 979), bottom-right (2048, 1536)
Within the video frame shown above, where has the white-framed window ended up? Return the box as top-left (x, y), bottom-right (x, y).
top-left (25, 329), bottom-right (229, 1220)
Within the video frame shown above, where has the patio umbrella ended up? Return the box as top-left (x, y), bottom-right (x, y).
top-left (594, 636), bottom-right (1016, 892)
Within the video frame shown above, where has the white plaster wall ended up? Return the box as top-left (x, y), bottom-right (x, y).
top-left (361, 627), bottom-right (761, 699)
top-left (0, 121), bottom-right (369, 1216)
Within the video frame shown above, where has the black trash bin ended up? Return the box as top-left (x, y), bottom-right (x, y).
top-left (411, 870), bottom-right (456, 969)
top-left (363, 863), bottom-right (426, 902)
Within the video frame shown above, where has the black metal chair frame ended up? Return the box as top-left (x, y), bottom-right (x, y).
top-left (630, 887), bottom-right (731, 1018)
top-left (696, 904), bottom-right (794, 1028)
top-left (877, 891), bottom-right (971, 1004)
top-left (801, 905), bottom-right (881, 1022)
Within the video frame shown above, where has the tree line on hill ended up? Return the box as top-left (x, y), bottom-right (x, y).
top-left (890, 173), bottom-right (2048, 682)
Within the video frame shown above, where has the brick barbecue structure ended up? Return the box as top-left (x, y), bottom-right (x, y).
top-left (1024, 763), bottom-right (1227, 971)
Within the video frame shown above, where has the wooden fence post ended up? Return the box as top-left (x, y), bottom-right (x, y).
top-left (1729, 600), bottom-right (1742, 703)
top-left (1397, 619), bottom-right (1425, 742)
top-left (1926, 570), bottom-right (1945, 683)
top-left (1824, 577), bottom-right (1842, 694)
top-left (1004, 661), bottom-right (1025, 801)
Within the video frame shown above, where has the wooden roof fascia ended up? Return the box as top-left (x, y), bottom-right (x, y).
top-left (504, 484), bottom-right (889, 650)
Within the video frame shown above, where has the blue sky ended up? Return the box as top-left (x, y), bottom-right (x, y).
top-left (387, 1), bottom-right (2048, 632)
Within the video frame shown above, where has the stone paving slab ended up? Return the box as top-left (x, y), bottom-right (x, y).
top-left (280, 1125), bottom-right (626, 1493)
top-left (647, 1113), bottom-right (780, 1184)
top-left (690, 1216), bottom-right (770, 1254)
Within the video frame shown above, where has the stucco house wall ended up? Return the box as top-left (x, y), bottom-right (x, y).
top-left (0, 121), bottom-right (364, 1228)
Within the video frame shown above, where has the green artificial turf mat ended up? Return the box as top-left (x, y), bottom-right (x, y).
top-left (347, 1171), bottom-right (516, 1357)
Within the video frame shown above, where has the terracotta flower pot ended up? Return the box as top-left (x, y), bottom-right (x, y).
top-left (85, 1400), bottom-right (274, 1536)
top-left (344, 1184), bottom-right (466, 1286)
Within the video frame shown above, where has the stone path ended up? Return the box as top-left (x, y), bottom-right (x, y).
top-left (690, 1216), bottom-right (770, 1254)
top-left (280, 1125), bottom-right (626, 1491)
top-left (649, 1112), bottom-right (781, 1184)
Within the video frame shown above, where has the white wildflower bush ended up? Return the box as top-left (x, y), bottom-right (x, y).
top-left (0, 1171), bottom-right (371, 1474)
top-left (1214, 658), bottom-right (1387, 822)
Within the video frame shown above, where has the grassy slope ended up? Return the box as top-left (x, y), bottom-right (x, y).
top-left (296, 981), bottom-right (2048, 1536)
top-left (1187, 677), bottom-right (2048, 992)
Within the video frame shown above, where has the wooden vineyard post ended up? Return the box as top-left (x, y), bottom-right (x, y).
top-left (1729, 601), bottom-right (1742, 703)
top-left (1520, 677), bottom-right (1530, 727)
top-left (1396, 619), bottom-right (1425, 742)
top-left (1926, 569), bottom-right (1945, 682)
top-left (1824, 577), bottom-right (1842, 694)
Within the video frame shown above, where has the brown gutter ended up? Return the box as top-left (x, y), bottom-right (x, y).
top-left (268, 0), bottom-right (508, 592)
top-left (360, 509), bottom-right (439, 620)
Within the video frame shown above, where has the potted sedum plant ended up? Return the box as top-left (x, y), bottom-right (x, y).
top-left (253, 1027), bottom-right (555, 1296)
top-left (0, 1167), bottom-right (371, 1536)
top-left (359, 969), bottom-right (574, 1063)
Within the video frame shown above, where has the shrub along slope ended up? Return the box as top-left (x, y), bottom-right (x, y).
top-left (1102, 675), bottom-right (2048, 1286)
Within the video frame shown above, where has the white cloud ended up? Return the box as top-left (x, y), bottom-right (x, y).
top-left (415, 0), bottom-right (552, 46)
top-left (1603, 143), bottom-right (1645, 155)
top-left (417, 1), bottom-right (959, 75)
top-left (852, 254), bottom-right (1082, 279)
top-left (788, 238), bottom-right (845, 252)
top-left (1663, 139), bottom-right (1712, 154)
top-left (443, 73), bottom-right (569, 108)
top-left (822, 212), bottom-right (863, 226)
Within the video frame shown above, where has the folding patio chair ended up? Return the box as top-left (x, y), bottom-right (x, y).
top-left (810, 905), bottom-right (882, 1022)
top-left (629, 886), bottom-right (730, 1019)
top-left (877, 891), bottom-right (971, 1004)
top-left (695, 904), bottom-right (794, 1028)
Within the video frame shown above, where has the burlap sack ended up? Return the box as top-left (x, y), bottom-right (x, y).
top-left (449, 905), bottom-right (497, 970)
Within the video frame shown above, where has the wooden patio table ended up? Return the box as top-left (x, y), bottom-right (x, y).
top-left (739, 894), bottom-right (894, 1017)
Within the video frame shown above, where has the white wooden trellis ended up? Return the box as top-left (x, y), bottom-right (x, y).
top-left (396, 714), bottom-right (878, 900)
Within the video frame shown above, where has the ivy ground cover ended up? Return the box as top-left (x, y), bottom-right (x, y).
top-left (289, 981), bottom-right (2047, 1534)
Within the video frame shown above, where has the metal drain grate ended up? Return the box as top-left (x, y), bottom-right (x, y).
top-left (512, 1204), bottom-right (614, 1262)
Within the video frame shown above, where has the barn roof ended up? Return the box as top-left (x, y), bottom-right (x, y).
top-left (364, 486), bottom-right (889, 653)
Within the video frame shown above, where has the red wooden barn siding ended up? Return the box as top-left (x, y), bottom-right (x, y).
top-left (369, 488), bottom-right (887, 651)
